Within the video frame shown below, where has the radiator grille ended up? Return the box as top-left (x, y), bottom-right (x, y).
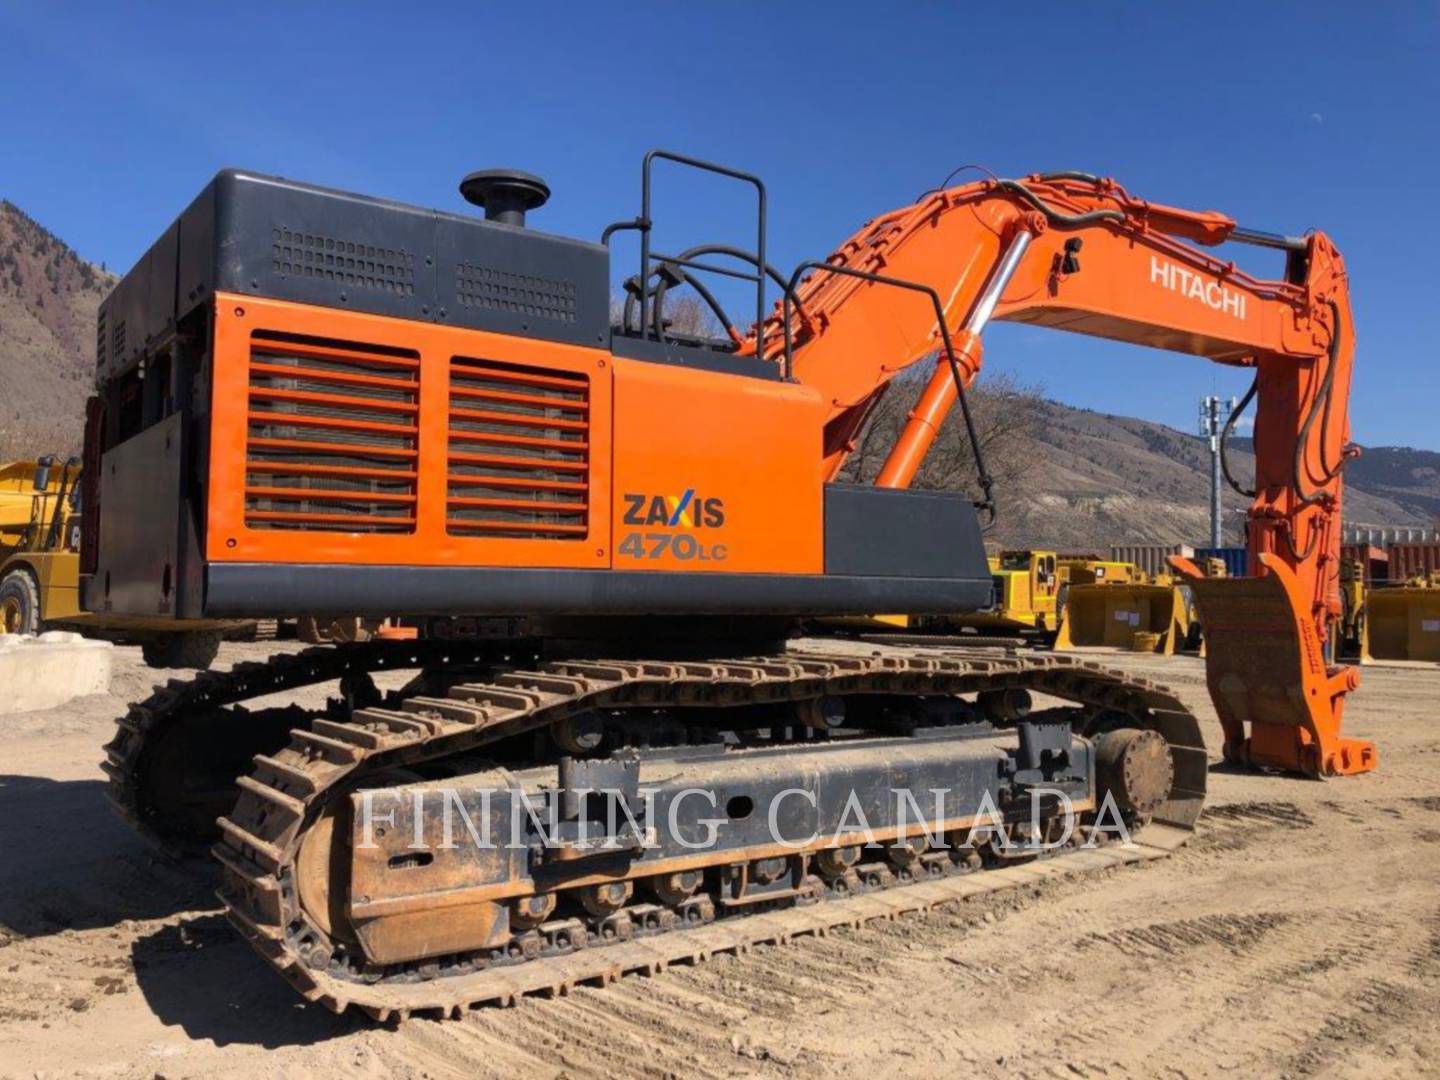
top-left (446, 356), bottom-right (589, 538)
top-left (245, 331), bottom-right (420, 533)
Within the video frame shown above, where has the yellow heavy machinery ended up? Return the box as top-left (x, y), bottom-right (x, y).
top-left (878, 550), bottom-right (1132, 639)
top-left (1, 456), bottom-right (243, 667)
top-left (976, 549), bottom-right (1062, 634)
top-left (1054, 567), bottom-right (1196, 656)
top-left (1338, 556), bottom-right (1369, 660)
top-left (0, 456), bottom-right (83, 634)
top-left (1365, 572), bottom-right (1440, 663)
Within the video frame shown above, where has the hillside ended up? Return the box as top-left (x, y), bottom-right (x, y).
top-left (986, 400), bottom-right (1433, 550)
top-left (0, 200), bottom-right (114, 459)
top-left (1341, 446), bottom-right (1440, 522)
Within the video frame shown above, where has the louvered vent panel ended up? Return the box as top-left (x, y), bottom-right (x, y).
top-left (447, 357), bottom-right (589, 538)
top-left (245, 332), bottom-right (420, 533)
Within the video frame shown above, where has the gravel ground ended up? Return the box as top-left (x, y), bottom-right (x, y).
top-left (1, 642), bottom-right (1437, 1079)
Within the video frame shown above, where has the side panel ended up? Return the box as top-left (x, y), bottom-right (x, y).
top-left (91, 414), bottom-right (185, 616)
top-left (206, 294), bottom-right (612, 569)
top-left (30, 552), bottom-right (81, 621)
top-left (610, 357), bottom-right (824, 575)
top-left (824, 484), bottom-right (989, 580)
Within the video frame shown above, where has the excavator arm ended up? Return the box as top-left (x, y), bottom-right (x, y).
top-left (756, 172), bottom-right (1373, 777)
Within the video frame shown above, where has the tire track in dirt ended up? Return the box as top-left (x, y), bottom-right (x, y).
top-left (965, 782), bottom-right (1434, 1080)
top-left (1187, 799), bottom-right (1315, 854)
top-left (1076, 911), bottom-right (1291, 958)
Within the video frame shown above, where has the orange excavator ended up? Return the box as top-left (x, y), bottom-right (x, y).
top-left (88, 152), bottom-right (1367, 1019)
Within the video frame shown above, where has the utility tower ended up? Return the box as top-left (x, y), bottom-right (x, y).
top-left (1199, 395), bottom-right (1236, 548)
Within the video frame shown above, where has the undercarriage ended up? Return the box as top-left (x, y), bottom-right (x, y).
top-left (103, 636), bottom-right (1205, 1020)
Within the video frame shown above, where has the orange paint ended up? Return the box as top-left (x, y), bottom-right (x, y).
top-left (207, 293), bottom-right (612, 570)
top-left (609, 357), bottom-right (824, 574)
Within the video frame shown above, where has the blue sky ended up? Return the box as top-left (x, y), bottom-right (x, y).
top-left (3, 2), bottom-right (1435, 448)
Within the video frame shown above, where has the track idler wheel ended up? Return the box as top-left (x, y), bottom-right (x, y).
top-left (1094, 728), bottom-right (1174, 817)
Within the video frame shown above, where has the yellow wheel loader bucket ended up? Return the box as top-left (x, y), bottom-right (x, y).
top-left (1173, 553), bottom-right (1375, 778)
top-left (1365, 585), bottom-right (1440, 662)
top-left (1055, 583), bottom-right (1189, 654)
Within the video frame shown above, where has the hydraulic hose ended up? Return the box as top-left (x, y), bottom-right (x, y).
top-left (992, 179), bottom-right (1126, 229)
top-left (650, 267), bottom-right (739, 344)
top-left (1034, 170), bottom-right (1105, 184)
top-left (914, 170), bottom-right (1124, 228)
top-left (1225, 302), bottom-right (1348, 564)
top-left (621, 244), bottom-right (811, 347)
top-left (1292, 301), bottom-right (1346, 507)
top-left (1220, 377), bottom-right (1258, 499)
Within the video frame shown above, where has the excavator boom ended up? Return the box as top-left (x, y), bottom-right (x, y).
top-left (762, 171), bottom-right (1372, 777)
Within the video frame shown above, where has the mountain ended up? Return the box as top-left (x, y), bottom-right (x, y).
top-left (1340, 446), bottom-right (1440, 522)
top-left (988, 400), bottom-right (1434, 551)
top-left (0, 200), bottom-right (115, 459)
top-left (0, 200), bottom-right (1432, 552)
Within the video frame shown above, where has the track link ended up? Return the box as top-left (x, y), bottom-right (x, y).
top-left (199, 641), bottom-right (1206, 1020)
top-left (102, 640), bottom-right (507, 850)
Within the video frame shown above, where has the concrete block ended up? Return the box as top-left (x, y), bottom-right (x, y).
top-left (0, 631), bottom-right (113, 713)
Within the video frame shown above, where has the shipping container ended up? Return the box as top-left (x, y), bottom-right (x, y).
top-left (1340, 543), bottom-right (1388, 583)
top-left (1194, 546), bottom-right (1249, 578)
top-left (1386, 542), bottom-right (1440, 583)
top-left (1108, 543), bottom-right (1194, 579)
top-left (1343, 524), bottom-right (1438, 546)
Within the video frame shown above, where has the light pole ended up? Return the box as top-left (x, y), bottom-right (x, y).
top-left (1199, 395), bottom-right (1236, 548)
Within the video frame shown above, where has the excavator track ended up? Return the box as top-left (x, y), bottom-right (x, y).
top-left (183, 640), bottom-right (1206, 1020)
top-left (101, 640), bottom-right (514, 852)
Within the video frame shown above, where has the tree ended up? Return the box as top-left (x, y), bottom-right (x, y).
top-left (610, 290), bottom-right (723, 342)
top-left (841, 366), bottom-right (1047, 507)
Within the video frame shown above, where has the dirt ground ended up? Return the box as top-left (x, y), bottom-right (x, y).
top-left (1, 642), bottom-right (1437, 1079)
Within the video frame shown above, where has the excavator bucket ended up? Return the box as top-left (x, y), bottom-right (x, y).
top-left (1054, 583), bottom-right (1189, 654)
top-left (1172, 553), bottom-right (1375, 777)
top-left (1365, 584), bottom-right (1440, 662)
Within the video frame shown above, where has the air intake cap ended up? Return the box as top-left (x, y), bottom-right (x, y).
top-left (459, 169), bottom-right (550, 227)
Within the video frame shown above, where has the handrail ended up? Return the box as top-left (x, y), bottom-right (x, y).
top-left (780, 260), bottom-right (996, 525)
top-left (601, 150), bottom-right (768, 343)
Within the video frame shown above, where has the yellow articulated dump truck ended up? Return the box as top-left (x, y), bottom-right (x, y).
top-left (1, 457), bottom-right (83, 634)
top-left (2, 457), bottom-right (249, 668)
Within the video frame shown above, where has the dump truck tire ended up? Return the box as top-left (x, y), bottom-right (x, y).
top-left (0, 568), bottom-right (40, 635)
top-left (141, 630), bottom-right (221, 670)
